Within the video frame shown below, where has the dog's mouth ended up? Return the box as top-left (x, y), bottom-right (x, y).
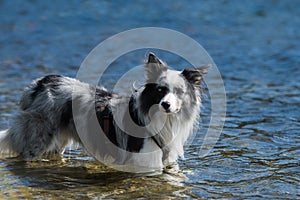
top-left (161, 108), bottom-right (180, 114)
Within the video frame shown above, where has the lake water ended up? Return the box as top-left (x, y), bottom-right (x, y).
top-left (0, 0), bottom-right (299, 199)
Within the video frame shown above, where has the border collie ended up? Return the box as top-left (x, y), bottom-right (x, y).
top-left (0, 53), bottom-right (208, 173)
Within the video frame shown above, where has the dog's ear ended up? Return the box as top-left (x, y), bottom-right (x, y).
top-left (181, 65), bottom-right (210, 87)
top-left (145, 52), bottom-right (167, 82)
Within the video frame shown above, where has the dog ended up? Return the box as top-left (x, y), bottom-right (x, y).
top-left (0, 53), bottom-right (208, 173)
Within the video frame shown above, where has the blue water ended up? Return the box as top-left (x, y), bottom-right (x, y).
top-left (0, 0), bottom-right (299, 199)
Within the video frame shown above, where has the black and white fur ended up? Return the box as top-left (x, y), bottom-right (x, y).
top-left (0, 53), bottom-right (208, 173)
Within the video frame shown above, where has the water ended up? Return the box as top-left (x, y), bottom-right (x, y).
top-left (0, 0), bottom-right (299, 199)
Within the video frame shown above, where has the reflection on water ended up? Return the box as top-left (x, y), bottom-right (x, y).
top-left (1, 151), bottom-right (191, 199)
top-left (0, 0), bottom-right (300, 199)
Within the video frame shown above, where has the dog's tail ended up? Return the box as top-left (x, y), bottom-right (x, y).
top-left (0, 129), bottom-right (18, 158)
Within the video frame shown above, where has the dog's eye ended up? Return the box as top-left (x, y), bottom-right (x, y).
top-left (176, 88), bottom-right (184, 95)
top-left (156, 86), bottom-right (166, 93)
top-left (157, 87), bottom-right (163, 92)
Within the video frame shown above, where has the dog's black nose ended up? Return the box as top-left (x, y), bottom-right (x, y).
top-left (161, 101), bottom-right (171, 111)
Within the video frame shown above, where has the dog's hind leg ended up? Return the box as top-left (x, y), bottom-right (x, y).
top-left (0, 129), bottom-right (17, 157)
top-left (2, 111), bottom-right (59, 161)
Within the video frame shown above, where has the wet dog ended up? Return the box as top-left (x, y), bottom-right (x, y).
top-left (0, 53), bottom-right (208, 173)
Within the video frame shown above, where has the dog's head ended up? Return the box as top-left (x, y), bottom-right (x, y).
top-left (139, 53), bottom-right (209, 115)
